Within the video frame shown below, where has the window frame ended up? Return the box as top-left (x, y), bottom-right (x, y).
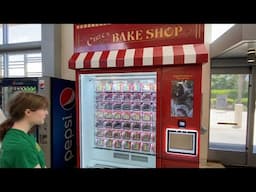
top-left (0, 24), bottom-right (42, 77)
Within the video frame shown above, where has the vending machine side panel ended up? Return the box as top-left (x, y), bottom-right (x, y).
top-left (50, 77), bottom-right (76, 168)
top-left (75, 70), bottom-right (81, 168)
top-left (37, 76), bottom-right (52, 167)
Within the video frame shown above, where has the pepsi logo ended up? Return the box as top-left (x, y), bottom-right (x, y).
top-left (60, 88), bottom-right (75, 111)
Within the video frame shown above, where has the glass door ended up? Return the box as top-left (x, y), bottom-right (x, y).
top-left (208, 67), bottom-right (250, 166)
top-left (79, 72), bottom-right (157, 168)
top-left (247, 67), bottom-right (256, 166)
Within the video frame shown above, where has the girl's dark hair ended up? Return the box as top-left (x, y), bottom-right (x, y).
top-left (0, 92), bottom-right (48, 141)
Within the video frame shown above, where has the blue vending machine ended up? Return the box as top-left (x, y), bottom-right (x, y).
top-left (0, 76), bottom-right (76, 168)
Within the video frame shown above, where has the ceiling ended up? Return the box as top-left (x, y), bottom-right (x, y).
top-left (210, 24), bottom-right (256, 60)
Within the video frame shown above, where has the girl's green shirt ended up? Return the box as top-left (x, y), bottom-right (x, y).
top-left (0, 128), bottom-right (46, 168)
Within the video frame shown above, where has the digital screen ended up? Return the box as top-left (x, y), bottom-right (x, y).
top-left (166, 128), bottom-right (197, 155)
top-left (171, 80), bottom-right (194, 118)
top-left (169, 134), bottom-right (193, 150)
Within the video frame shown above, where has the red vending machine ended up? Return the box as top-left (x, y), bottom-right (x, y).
top-left (69, 24), bottom-right (208, 168)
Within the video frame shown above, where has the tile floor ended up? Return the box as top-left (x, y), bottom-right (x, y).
top-left (199, 161), bottom-right (225, 168)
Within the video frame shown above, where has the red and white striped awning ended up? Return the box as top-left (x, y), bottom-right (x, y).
top-left (68, 44), bottom-right (208, 70)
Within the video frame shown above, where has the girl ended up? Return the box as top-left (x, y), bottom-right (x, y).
top-left (0, 92), bottom-right (49, 168)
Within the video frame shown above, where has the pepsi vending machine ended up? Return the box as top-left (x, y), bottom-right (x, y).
top-left (0, 77), bottom-right (76, 168)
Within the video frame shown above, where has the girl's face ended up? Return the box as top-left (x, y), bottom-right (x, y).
top-left (26, 108), bottom-right (49, 125)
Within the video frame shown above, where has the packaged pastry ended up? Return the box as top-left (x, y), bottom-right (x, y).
top-left (122, 122), bottom-right (131, 130)
top-left (104, 93), bottom-right (112, 101)
top-left (132, 122), bottom-right (141, 130)
top-left (141, 143), bottom-right (151, 152)
top-left (95, 129), bottom-right (105, 137)
top-left (122, 81), bottom-right (130, 92)
top-left (103, 111), bottom-right (112, 119)
top-left (113, 102), bottom-right (122, 110)
top-left (131, 132), bottom-right (141, 141)
top-left (96, 111), bottom-right (104, 119)
top-left (96, 102), bottom-right (104, 109)
top-left (113, 112), bottom-right (122, 120)
top-left (104, 130), bottom-right (113, 138)
top-left (141, 82), bottom-right (151, 92)
top-left (141, 132), bottom-right (151, 142)
top-left (142, 123), bottom-right (151, 132)
top-left (113, 121), bottom-right (122, 129)
top-left (105, 139), bottom-right (113, 148)
top-left (132, 103), bottom-right (141, 111)
top-left (113, 131), bottom-right (122, 139)
top-left (131, 81), bottom-right (141, 92)
top-left (95, 138), bottom-right (105, 147)
top-left (112, 81), bottom-right (122, 92)
top-left (132, 93), bottom-right (141, 101)
top-left (104, 121), bottom-right (112, 129)
top-left (96, 93), bottom-right (104, 101)
top-left (122, 131), bottom-right (131, 140)
top-left (121, 112), bottom-right (130, 120)
top-left (112, 93), bottom-right (122, 101)
top-left (114, 140), bottom-right (122, 149)
top-left (104, 81), bottom-right (112, 92)
top-left (131, 142), bottom-right (141, 151)
top-left (95, 120), bottom-right (104, 128)
top-left (152, 104), bottom-right (156, 112)
top-left (142, 112), bottom-right (152, 121)
top-left (151, 93), bottom-right (156, 102)
top-left (151, 143), bottom-right (156, 153)
top-left (96, 81), bottom-right (105, 92)
top-left (151, 83), bottom-right (156, 92)
top-left (141, 93), bottom-right (152, 102)
top-left (151, 133), bottom-right (156, 142)
top-left (131, 112), bottom-right (141, 121)
top-left (122, 103), bottom-right (131, 110)
top-left (122, 140), bottom-right (131, 150)
top-left (142, 103), bottom-right (151, 111)
top-left (104, 102), bottom-right (113, 110)
top-left (123, 93), bottom-right (131, 101)
top-left (151, 125), bottom-right (156, 132)
top-left (152, 112), bottom-right (156, 121)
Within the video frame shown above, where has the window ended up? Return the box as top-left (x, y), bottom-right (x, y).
top-left (7, 24), bottom-right (41, 44)
top-left (7, 53), bottom-right (42, 77)
top-left (26, 53), bottom-right (42, 77)
top-left (0, 25), bottom-right (2, 45)
top-left (0, 24), bottom-right (42, 77)
top-left (0, 54), bottom-right (3, 76)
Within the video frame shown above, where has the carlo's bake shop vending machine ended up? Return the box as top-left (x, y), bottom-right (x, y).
top-left (69, 24), bottom-right (209, 168)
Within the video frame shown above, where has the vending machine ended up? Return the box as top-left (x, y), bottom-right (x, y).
top-left (69, 24), bottom-right (208, 168)
top-left (69, 46), bottom-right (208, 168)
top-left (0, 76), bottom-right (76, 168)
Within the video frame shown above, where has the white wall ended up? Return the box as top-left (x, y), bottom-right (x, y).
top-left (200, 24), bottom-right (211, 166)
top-left (61, 24), bottom-right (75, 81)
